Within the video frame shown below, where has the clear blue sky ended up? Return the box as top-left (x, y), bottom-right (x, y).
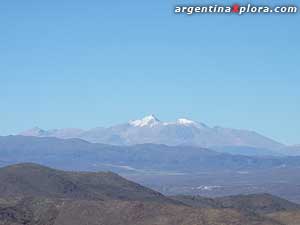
top-left (0, 0), bottom-right (299, 144)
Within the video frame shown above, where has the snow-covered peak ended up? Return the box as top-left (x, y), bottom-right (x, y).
top-left (129, 115), bottom-right (160, 127)
top-left (129, 115), bottom-right (208, 129)
top-left (177, 118), bottom-right (197, 125)
top-left (176, 118), bottom-right (207, 128)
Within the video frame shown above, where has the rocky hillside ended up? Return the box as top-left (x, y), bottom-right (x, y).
top-left (0, 197), bottom-right (281, 225)
top-left (0, 163), bottom-right (299, 225)
top-left (172, 193), bottom-right (300, 214)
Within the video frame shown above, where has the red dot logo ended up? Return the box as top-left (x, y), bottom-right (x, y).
top-left (232, 4), bottom-right (240, 13)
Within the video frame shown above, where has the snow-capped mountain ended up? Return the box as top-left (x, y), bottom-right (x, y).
top-left (128, 115), bottom-right (207, 129)
top-left (129, 115), bottom-right (161, 127)
top-left (19, 115), bottom-right (284, 150)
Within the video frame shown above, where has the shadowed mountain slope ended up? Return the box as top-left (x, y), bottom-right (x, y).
top-left (0, 163), bottom-right (171, 203)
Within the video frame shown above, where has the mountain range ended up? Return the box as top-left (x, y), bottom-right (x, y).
top-left (2, 135), bottom-right (300, 203)
top-left (1, 135), bottom-right (299, 174)
top-left (19, 115), bottom-right (285, 152)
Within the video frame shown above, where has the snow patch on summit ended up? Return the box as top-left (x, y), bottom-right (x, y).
top-left (129, 115), bottom-right (160, 127)
top-left (176, 118), bottom-right (208, 129)
top-left (177, 118), bottom-right (197, 125)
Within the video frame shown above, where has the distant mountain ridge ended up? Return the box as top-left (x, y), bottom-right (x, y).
top-left (19, 115), bottom-right (284, 150)
top-left (0, 135), bottom-right (299, 174)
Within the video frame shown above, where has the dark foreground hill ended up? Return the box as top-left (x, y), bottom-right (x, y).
top-left (0, 163), bottom-right (171, 203)
top-left (1, 163), bottom-right (300, 225)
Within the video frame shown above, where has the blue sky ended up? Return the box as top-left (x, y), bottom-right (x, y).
top-left (0, 0), bottom-right (299, 144)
